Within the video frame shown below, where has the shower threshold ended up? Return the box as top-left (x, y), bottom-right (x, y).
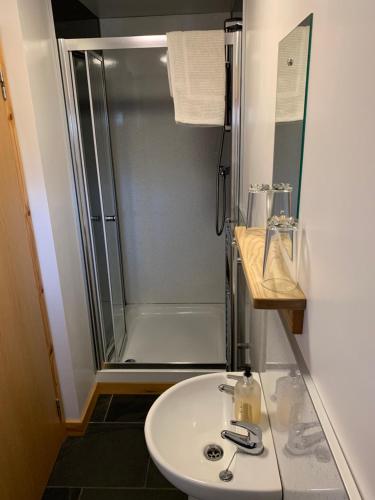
top-left (116, 304), bottom-right (226, 365)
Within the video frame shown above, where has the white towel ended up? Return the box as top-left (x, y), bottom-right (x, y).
top-left (166, 52), bottom-right (174, 98)
top-left (275, 26), bottom-right (310, 123)
top-left (166, 30), bottom-right (225, 126)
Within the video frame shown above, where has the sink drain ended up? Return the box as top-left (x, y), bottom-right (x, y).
top-left (203, 444), bottom-right (224, 461)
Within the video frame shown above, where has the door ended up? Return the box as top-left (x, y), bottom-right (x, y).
top-left (86, 51), bottom-right (126, 359)
top-left (0, 48), bottom-right (65, 500)
top-left (71, 51), bottom-right (126, 363)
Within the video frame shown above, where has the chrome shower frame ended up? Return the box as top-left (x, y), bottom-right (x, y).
top-left (227, 29), bottom-right (242, 371)
top-left (58, 32), bottom-right (242, 371)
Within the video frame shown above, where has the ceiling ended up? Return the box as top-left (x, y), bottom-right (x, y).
top-left (52, 0), bottom-right (98, 22)
top-left (79, 0), bottom-right (241, 19)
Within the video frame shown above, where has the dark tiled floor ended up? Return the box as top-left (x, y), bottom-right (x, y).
top-left (80, 489), bottom-right (187, 500)
top-left (44, 394), bottom-right (187, 500)
top-left (48, 424), bottom-right (148, 487)
top-left (43, 489), bottom-right (81, 500)
top-left (106, 395), bottom-right (159, 423)
top-left (146, 460), bottom-right (175, 489)
top-left (90, 395), bottom-right (112, 423)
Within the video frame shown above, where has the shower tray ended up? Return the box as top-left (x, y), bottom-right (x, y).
top-left (120, 304), bottom-right (226, 365)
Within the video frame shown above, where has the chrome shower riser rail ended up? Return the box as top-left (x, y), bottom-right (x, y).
top-left (230, 30), bottom-right (242, 226)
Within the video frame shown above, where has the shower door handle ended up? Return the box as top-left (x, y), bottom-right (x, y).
top-left (105, 215), bottom-right (117, 222)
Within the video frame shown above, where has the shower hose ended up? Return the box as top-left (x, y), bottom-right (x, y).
top-left (215, 127), bottom-right (229, 236)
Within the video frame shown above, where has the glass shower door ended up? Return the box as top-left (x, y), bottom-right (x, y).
top-left (86, 52), bottom-right (126, 359)
top-left (72, 51), bottom-right (126, 363)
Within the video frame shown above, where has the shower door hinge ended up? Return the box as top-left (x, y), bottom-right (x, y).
top-left (55, 399), bottom-right (62, 420)
top-left (0, 69), bottom-right (7, 101)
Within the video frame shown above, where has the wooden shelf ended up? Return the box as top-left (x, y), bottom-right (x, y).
top-left (235, 226), bottom-right (306, 334)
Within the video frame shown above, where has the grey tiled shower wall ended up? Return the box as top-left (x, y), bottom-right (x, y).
top-left (101, 13), bottom-right (231, 304)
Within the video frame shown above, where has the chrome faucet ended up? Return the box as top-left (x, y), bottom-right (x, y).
top-left (221, 420), bottom-right (264, 455)
top-left (218, 383), bottom-right (234, 395)
top-left (218, 374), bottom-right (242, 395)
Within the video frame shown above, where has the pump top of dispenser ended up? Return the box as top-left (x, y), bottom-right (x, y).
top-left (244, 366), bottom-right (252, 379)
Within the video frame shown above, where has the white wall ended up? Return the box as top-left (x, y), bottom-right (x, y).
top-left (0, 0), bottom-right (95, 419)
top-left (100, 12), bottom-right (232, 37)
top-left (242, 0), bottom-right (375, 497)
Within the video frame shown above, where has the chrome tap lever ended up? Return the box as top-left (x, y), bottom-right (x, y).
top-left (221, 420), bottom-right (264, 455)
top-left (231, 420), bottom-right (263, 440)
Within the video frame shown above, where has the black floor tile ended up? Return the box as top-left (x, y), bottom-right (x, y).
top-left (146, 459), bottom-right (175, 489)
top-left (42, 488), bottom-right (81, 500)
top-left (48, 424), bottom-right (148, 487)
top-left (90, 395), bottom-right (112, 422)
top-left (105, 395), bottom-right (159, 423)
top-left (80, 489), bottom-right (188, 500)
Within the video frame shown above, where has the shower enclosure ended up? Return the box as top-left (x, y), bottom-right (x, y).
top-left (59, 30), bottom-right (242, 371)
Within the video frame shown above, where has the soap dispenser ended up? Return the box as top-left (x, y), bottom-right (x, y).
top-left (234, 366), bottom-right (261, 424)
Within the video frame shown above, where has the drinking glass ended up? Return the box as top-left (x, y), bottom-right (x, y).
top-left (268, 183), bottom-right (293, 219)
top-left (262, 214), bottom-right (298, 292)
top-left (246, 184), bottom-right (270, 229)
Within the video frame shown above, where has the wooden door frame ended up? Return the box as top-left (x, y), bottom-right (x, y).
top-left (0, 42), bottom-right (65, 422)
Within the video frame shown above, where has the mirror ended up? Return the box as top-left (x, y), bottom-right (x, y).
top-left (272, 14), bottom-right (313, 217)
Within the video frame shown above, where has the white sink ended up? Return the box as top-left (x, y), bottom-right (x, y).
top-left (145, 372), bottom-right (282, 500)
